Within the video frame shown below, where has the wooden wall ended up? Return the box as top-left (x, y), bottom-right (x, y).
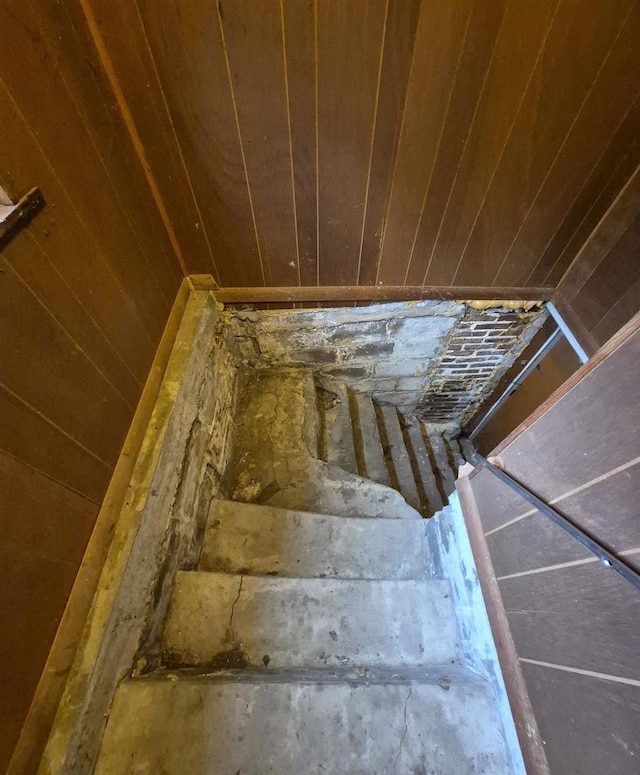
top-left (0, 2), bottom-right (182, 769)
top-left (74, 0), bottom-right (640, 293)
top-left (1, 0), bottom-right (639, 770)
top-left (467, 315), bottom-right (640, 774)
top-left (556, 163), bottom-right (640, 353)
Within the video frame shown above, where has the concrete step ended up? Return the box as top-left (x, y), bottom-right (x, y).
top-left (315, 376), bottom-right (358, 475)
top-left (200, 500), bottom-right (430, 579)
top-left (403, 419), bottom-right (445, 516)
top-left (228, 369), bottom-right (421, 520)
top-left (163, 572), bottom-right (460, 669)
top-left (351, 392), bottom-right (390, 486)
top-left (423, 424), bottom-right (457, 499)
top-left (96, 675), bottom-right (511, 774)
top-left (377, 405), bottom-right (422, 512)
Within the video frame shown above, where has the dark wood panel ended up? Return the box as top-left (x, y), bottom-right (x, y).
top-left (469, 466), bottom-right (533, 534)
top-left (316, 0), bottom-right (387, 285)
top-left (79, 0), bottom-right (217, 277)
top-left (0, 268), bottom-right (133, 466)
top-left (0, 452), bottom-right (97, 576)
top-left (571, 213), bottom-right (640, 332)
top-left (0, 3), bottom-right (173, 340)
top-left (486, 459), bottom-right (640, 579)
top-left (521, 661), bottom-right (640, 775)
top-left (456, 0), bottom-right (634, 286)
top-left (486, 511), bottom-right (590, 579)
top-left (135, 0), bottom-right (264, 286)
top-left (0, 548), bottom-right (81, 771)
top-left (281, 0), bottom-right (318, 286)
top-left (591, 276), bottom-right (640, 344)
top-left (220, 0), bottom-right (299, 286)
top-left (0, 92), bottom-right (156, 383)
top-left (498, 333), bottom-right (640, 503)
top-left (35, 0), bottom-right (182, 302)
top-left (377, 0), bottom-right (473, 285)
top-left (0, 243), bottom-right (141, 408)
top-left (498, 3), bottom-right (640, 286)
top-left (356, 0), bottom-right (420, 286)
top-left (0, 388), bottom-right (111, 504)
top-left (406, 0), bottom-right (508, 286)
top-left (425, 0), bottom-right (558, 286)
top-left (533, 102), bottom-right (640, 286)
top-left (501, 562), bottom-right (640, 680)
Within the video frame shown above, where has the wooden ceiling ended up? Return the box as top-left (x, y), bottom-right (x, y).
top-left (3, 0), bottom-right (639, 298)
top-left (76, 0), bottom-right (639, 294)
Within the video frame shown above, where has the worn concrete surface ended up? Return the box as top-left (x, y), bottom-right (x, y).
top-left (163, 572), bottom-right (460, 669)
top-left (96, 677), bottom-right (511, 775)
top-left (200, 501), bottom-right (430, 580)
top-left (227, 369), bottom-right (420, 519)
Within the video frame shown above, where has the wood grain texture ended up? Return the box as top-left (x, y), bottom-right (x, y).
top-left (557, 162), bottom-right (640, 347)
top-left (213, 285), bottom-right (554, 303)
top-left (466, 312), bottom-right (640, 775)
top-left (316, 0), bottom-right (387, 285)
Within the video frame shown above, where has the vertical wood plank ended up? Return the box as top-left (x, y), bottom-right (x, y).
top-left (282, 0), bottom-right (318, 286)
top-left (135, 0), bottom-right (265, 286)
top-left (316, 0), bottom-right (387, 285)
top-left (454, 0), bottom-right (634, 286)
top-left (219, 0), bottom-right (299, 286)
top-left (376, 0), bottom-right (472, 285)
top-left (405, 0), bottom-right (508, 286)
top-left (496, 3), bottom-right (640, 285)
top-left (74, 0), bottom-right (217, 278)
top-left (356, 0), bottom-right (420, 287)
top-left (424, 0), bottom-right (559, 286)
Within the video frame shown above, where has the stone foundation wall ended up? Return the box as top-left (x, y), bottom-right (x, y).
top-left (227, 301), bottom-right (546, 424)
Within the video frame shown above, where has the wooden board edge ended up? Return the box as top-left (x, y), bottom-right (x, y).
top-left (7, 279), bottom-right (193, 775)
top-left (551, 290), bottom-right (599, 355)
top-left (490, 307), bottom-right (640, 457)
top-left (188, 273), bottom-right (219, 291)
top-left (210, 285), bottom-right (554, 303)
top-left (456, 474), bottom-right (551, 775)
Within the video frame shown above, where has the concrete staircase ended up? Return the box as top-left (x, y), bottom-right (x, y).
top-left (315, 374), bottom-right (475, 517)
top-left (95, 369), bottom-right (514, 774)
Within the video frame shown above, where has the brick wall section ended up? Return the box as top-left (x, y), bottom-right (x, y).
top-left (418, 309), bottom-right (546, 424)
top-left (227, 302), bottom-right (547, 425)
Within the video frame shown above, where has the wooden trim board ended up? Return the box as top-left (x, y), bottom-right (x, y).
top-left (208, 284), bottom-right (554, 303)
top-left (456, 474), bottom-right (550, 775)
top-left (7, 280), bottom-right (192, 775)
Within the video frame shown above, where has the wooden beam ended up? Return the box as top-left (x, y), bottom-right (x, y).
top-left (456, 474), bottom-right (551, 775)
top-left (210, 285), bottom-right (554, 303)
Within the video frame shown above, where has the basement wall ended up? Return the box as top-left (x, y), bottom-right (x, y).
top-left (228, 301), bottom-right (547, 424)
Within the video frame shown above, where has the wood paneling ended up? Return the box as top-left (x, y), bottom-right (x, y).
top-left (0, 1), bottom-right (183, 768)
top-left (74, 0), bottom-right (640, 294)
top-left (467, 312), bottom-right (640, 775)
top-left (557, 163), bottom-right (640, 351)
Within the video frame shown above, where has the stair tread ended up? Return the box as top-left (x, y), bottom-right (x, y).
top-left (96, 678), bottom-right (510, 775)
top-left (352, 393), bottom-right (390, 486)
top-left (378, 406), bottom-right (422, 511)
top-left (317, 378), bottom-right (358, 475)
top-left (423, 424), bottom-right (457, 499)
top-left (404, 421), bottom-right (445, 516)
top-left (163, 572), bottom-right (460, 669)
top-left (200, 500), bottom-right (429, 579)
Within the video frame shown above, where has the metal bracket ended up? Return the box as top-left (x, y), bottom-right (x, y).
top-left (0, 187), bottom-right (44, 247)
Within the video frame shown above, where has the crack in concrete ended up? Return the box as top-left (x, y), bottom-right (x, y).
top-left (394, 683), bottom-right (413, 775)
top-left (229, 575), bottom-right (244, 645)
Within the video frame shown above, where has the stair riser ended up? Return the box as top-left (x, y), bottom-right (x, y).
top-left (200, 502), bottom-right (429, 580)
top-left (163, 573), bottom-right (460, 669)
top-left (96, 679), bottom-right (510, 775)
